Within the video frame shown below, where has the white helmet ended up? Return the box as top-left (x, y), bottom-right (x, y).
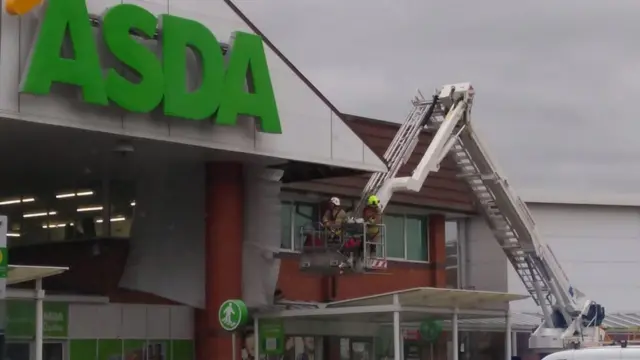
top-left (330, 197), bottom-right (341, 206)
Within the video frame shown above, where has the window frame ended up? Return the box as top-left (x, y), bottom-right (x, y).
top-left (278, 192), bottom-right (432, 263)
top-left (280, 200), bottom-right (319, 253)
top-left (385, 213), bottom-right (430, 264)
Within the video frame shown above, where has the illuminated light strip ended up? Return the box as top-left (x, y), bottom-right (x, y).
top-left (42, 223), bottom-right (71, 229)
top-left (95, 217), bottom-right (126, 223)
top-left (56, 191), bottom-right (94, 199)
top-left (0, 197), bottom-right (35, 205)
top-left (24, 211), bottom-right (57, 218)
top-left (77, 206), bottom-right (103, 212)
top-left (7, 233), bottom-right (20, 237)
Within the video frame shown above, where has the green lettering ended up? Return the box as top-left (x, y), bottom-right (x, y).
top-left (218, 32), bottom-right (281, 134)
top-left (21, 0), bottom-right (107, 105)
top-left (102, 4), bottom-right (163, 113)
top-left (161, 15), bottom-right (225, 120)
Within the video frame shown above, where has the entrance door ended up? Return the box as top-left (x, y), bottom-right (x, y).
top-left (6, 342), bottom-right (31, 360)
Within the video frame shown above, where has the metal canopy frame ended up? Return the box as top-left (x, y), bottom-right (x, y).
top-left (255, 287), bottom-right (529, 360)
top-left (5, 265), bottom-right (69, 360)
top-left (8, 265), bottom-right (68, 285)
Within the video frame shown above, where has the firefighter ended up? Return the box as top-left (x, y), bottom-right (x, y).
top-left (322, 196), bottom-right (347, 244)
top-left (362, 195), bottom-right (382, 256)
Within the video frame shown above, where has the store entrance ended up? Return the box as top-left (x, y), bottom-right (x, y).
top-left (6, 341), bottom-right (65, 360)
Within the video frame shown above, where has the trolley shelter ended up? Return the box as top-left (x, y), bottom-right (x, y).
top-left (255, 287), bottom-right (529, 360)
top-left (4, 265), bottom-right (69, 360)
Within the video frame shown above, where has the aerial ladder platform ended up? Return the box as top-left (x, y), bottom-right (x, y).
top-left (303, 83), bottom-right (606, 352)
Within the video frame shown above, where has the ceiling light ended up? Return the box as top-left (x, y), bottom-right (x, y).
top-left (42, 223), bottom-right (73, 229)
top-left (56, 191), bottom-right (94, 199)
top-left (95, 216), bottom-right (126, 223)
top-left (77, 206), bottom-right (103, 212)
top-left (130, 201), bottom-right (136, 207)
top-left (0, 197), bottom-right (36, 205)
top-left (7, 233), bottom-right (20, 237)
top-left (24, 211), bottom-right (57, 218)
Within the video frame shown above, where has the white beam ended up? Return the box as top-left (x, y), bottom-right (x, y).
top-left (452, 308), bottom-right (459, 360)
top-left (6, 289), bottom-right (109, 303)
top-left (256, 304), bottom-right (399, 318)
top-left (393, 294), bottom-right (401, 360)
top-left (399, 306), bottom-right (507, 317)
top-left (35, 279), bottom-right (44, 360)
top-left (505, 311), bottom-right (512, 360)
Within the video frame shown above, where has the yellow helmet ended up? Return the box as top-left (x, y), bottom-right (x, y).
top-left (367, 195), bottom-right (380, 206)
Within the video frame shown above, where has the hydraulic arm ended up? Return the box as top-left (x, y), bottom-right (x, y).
top-left (358, 83), bottom-right (605, 352)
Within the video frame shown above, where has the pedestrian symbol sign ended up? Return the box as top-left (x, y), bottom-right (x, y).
top-left (218, 299), bottom-right (248, 332)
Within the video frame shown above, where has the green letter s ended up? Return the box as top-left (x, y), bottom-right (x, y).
top-left (102, 4), bottom-right (163, 113)
top-left (218, 32), bottom-right (282, 134)
top-left (161, 14), bottom-right (225, 120)
top-left (21, 0), bottom-right (107, 105)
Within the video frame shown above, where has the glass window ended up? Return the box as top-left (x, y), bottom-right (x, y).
top-left (0, 177), bottom-right (136, 247)
top-left (445, 220), bottom-right (460, 288)
top-left (281, 202), bottom-right (292, 249)
top-left (384, 214), bottom-right (405, 258)
top-left (293, 203), bottom-right (316, 251)
top-left (281, 336), bottom-right (323, 360)
top-left (405, 216), bottom-right (428, 261)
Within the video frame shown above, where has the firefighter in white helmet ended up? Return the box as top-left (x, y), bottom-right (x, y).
top-left (322, 197), bottom-right (347, 236)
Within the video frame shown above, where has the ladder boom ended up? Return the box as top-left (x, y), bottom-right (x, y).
top-left (361, 83), bottom-right (605, 353)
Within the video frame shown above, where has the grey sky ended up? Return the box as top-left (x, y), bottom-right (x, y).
top-left (236, 0), bottom-right (640, 199)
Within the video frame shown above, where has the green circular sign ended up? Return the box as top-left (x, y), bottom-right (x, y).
top-left (419, 319), bottom-right (443, 343)
top-left (218, 299), bottom-right (248, 332)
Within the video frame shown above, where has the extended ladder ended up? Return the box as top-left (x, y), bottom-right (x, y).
top-left (444, 121), bottom-right (552, 306)
top-left (353, 93), bottom-right (438, 216)
top-left (426, 91), bottom-right (574, 313)
top-left (358, 83), bottom-right (603, 351)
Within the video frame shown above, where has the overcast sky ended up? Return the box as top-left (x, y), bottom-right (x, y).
top-left (235, 0), bottom-right (640, 199)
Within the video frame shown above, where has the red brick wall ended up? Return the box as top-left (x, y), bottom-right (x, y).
top-left (277, 214), bottom-right (447, 301)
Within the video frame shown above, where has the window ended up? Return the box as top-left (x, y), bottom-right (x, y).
top-left (383, 213), bottom-right (429, 262)
top-left (1, 179), bottom-right (135, 247)
top-left (280, 201), bottom-right (319, 251)
top-left (445, 220), bottom-right (460, 288)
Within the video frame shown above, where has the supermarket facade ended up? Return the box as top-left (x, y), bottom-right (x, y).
top-left (0, 0), bottom-right (532, 360)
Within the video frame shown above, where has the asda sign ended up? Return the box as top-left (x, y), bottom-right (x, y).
top-left (21, 0), bottom-right (282, 133)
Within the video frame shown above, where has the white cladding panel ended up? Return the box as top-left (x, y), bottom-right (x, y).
top-left (0, 0), bottom-right (385, 172)
top-left (508, 203), bottom-right (640, 312)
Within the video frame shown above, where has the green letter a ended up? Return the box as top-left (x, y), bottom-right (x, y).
top-left (218, 32), bottom-right (281, 134)
top-left (21, 0), bottom-right (107, 105)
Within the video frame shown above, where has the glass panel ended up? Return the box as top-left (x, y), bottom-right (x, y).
top-left (445, 220), bottom-right (459, 288)
top-left (280, 202), bottom-right (292, 249)
top-left (383, 214), bottom-right (404, 258)
top-left (351, 341), bottom-right (372, 360)
top-left (293, 203), bottom-right (316, 251)
top-left (283, 336), bottom-right (318, 360)
top-left (340, 338), bottom-right (350, 360)
top-left (405, 216), bottom-right (427, 261)
top-left (1, 177), bottom-right (136, 246)
top-left (43, 343), bottom-right (64, 360)
top-left (108, 180), bottom-right (136, 238)
top-left (6, 342), bottom-right (30, 360)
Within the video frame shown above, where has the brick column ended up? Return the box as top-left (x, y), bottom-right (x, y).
top-left (196, 162), bottom-right (244, 360)
top-left (428, 214), bottom-right (447, 287)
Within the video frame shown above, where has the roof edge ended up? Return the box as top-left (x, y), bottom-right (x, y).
top-left (522, 189), bottom-right (640, 208)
